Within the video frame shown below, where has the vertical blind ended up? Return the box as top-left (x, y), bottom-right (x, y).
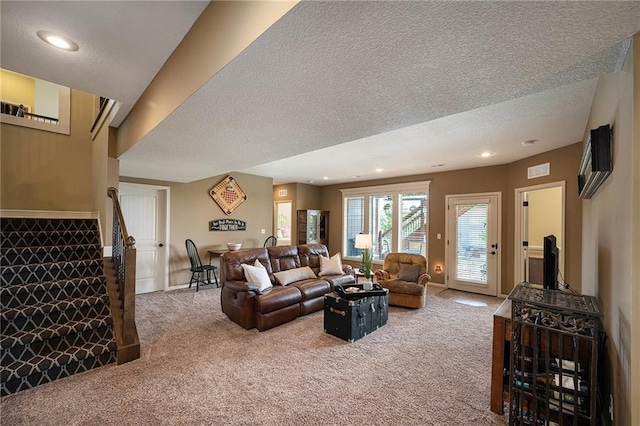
top-left (455, 203), bottom-right (488, 283)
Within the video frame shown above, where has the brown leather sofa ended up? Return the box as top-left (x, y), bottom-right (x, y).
top-left (220, 243), bottom-right (355, 331)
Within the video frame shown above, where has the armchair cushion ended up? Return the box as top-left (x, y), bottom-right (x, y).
top-left (382, 279), bottom-right (426, 296)
top-left (319, 253), bottom-right (343, 276)
top-left (397, 263), bottom-right (421, 282)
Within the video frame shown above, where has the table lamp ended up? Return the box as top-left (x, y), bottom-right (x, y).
top-left (354, 233), bottom-right (373, 289)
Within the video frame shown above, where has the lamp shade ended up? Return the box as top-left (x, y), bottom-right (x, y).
top-left (354, 233), bottom-right (372, 250)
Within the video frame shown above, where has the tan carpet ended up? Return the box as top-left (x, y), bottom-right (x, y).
top-left (1, 286), bottom-right (508, 425)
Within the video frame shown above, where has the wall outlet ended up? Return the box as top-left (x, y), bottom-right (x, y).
top-left (261, 229), bottom-right (266, 234)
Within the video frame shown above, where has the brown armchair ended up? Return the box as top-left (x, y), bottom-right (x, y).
top-left (374, 253), bottom-right (430, 308)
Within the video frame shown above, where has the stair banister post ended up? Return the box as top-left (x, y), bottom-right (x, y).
top-left (123, 236), bottom-right (136, 345)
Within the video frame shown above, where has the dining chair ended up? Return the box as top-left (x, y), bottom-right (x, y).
top-left (185, 239), bottom-right (218, 291)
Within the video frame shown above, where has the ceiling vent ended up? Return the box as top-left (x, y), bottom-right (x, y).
top-left (527, 163), bottom-right (550, 179)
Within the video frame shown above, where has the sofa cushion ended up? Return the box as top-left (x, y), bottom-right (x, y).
top-left (222, 248), bottom-right (271, 282)
top-left (298, 243), bottom-right (329, 276)
top-left (321, 273), bottom-right (356, 288)
top-left (268, 245), bottom-right (301, 273)
top-left (397, 263), bottom-right (421, 282)
top-left (319, 253), bottom-right (343, 276)
top-left (289, 278), bottom-right (331, 301)
top-left (273, 266), bottom-right (316, 286)
top-left (255, 286), bottom-right (302, 314)
top-left (241, 259), bottom-right (272, 292)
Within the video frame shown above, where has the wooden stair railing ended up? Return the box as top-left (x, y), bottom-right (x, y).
top-left (107, 187), bottom-right (140, 363)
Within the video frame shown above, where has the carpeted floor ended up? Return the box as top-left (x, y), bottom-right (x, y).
top-left (1, 286), bottom-right (508, 425)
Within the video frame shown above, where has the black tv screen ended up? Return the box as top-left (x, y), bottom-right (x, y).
top-left (543, 235), bottom-right (559, 290)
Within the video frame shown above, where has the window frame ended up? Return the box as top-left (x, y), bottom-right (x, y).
top-left (341, 180), bottom-right (431, 265)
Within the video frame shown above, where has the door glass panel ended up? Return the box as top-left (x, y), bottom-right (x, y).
top-left (344, 197), bottom-right (364, 257)
top-left (455, 203), bottom-right (488, 284)
top-left (400, 192), bottom-right (427, 257)
top-left (369, 194), bottom-right (392, 261)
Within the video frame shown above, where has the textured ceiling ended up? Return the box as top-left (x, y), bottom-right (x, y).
top-left (119, 1), bottom-right (640, 184)
top-left (0, 0), bottom-right (208, 126)
top-left (2, 1), bottom-right (639, 185)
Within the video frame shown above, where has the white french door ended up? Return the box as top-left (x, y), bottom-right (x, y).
top-left (445, 193), bottom-right (501, 296)
top-left (119, 183), bottom-right (169, 294)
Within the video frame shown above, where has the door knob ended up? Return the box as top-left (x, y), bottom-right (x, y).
top-left (491, 243), bottom-right (498, 249)
top-left (158, 243), bottom-right (164, 247)
top-left (491, 251), bottom-right (496, 255)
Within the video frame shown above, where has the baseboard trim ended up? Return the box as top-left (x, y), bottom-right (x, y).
top-left (0, 209), bottom-right (99, 219)
top-left (428, 282), bottom-right (446, 289)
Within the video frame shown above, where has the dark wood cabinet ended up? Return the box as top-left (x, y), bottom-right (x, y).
top-left (297, 210), bottom-right (329, 246)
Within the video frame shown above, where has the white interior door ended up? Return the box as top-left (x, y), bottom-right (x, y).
top-left (119, 183), bottom-right (168, 294)
top-left (445, 193), bottom-right (501, 296)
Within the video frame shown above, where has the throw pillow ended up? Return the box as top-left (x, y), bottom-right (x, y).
top-left (397, 263), bottom-right (421, 282)
top-left (273, 266), bottom-right (316, 286)
top-left (241, 260), bottom-right (272, 292)
top-left (318, 252), bottom-right (343, 276)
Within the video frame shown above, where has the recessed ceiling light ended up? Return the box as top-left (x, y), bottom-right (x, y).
top-left (306, 180), bottom-right (314, 184)
top-left (521, 139), bottom-right (537, 147)
top-left (351, 175), bottom-right (361, 178)
top-left (322, 176), bottom-right (329, 180)
top-left (375, 168), bottom-right (383, 172)
top-left (479, 152), bottom-right (493, 158)
top-left (36, 30), bottom-right (79, 52)
top-left (431, 164), bottom-right (445, 168)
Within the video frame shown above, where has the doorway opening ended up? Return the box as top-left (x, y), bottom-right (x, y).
top-left (514, 181), bottom-right (565, 287)
top-left (274, 201), bottom-right (292, 246)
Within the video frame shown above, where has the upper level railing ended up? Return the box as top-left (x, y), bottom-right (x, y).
top-left (1, 101), bottom-right (59, 124)
top-left (107, 187), bottom-right (137, 346)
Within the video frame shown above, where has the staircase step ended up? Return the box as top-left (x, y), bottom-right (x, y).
top-left (0, 218), bottom-right (99, 233)
top-left (1, 314), bottom-right (113, 350)
top-left (1, 337), bottom-right (116, 383)
top-left (0, 277), bottom-right (107, 309)
top-left (1, 244), bottom-right (102, 267)
top-left (2, 322), bottom-right (115, 368)
top-left (2, 295), bottom-right (111, 335)
top-left (1, 339), bottom-right (116, 396)
top-left (1, 259), bottom-right (104, 287)
top-left (0, 217), bottom-right (118, 397)
top-left (0, 229), bottom-right (100, 249)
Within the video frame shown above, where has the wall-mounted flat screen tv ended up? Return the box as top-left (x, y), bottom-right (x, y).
top-left (578, 124), bottom-right (612, 199)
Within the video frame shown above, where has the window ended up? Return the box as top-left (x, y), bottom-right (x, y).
top-left (341, 181), bottom-right (430, 264)
top-left (344, 196), bottom-right (364, 257)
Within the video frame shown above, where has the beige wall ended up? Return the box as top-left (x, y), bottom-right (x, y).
top-left (1, 89), bottom-right (94, 211)
top-left (632, 34), bottom-right (640, 426)
top-left (0, 69), bottom-right (35, 109)
top-left (91, 111), bottom-right (109, 244)
top-left (122, 172), bottom-right (273, 288)
top-left (505, 144), bottom-right (583, 293)
top-left (527, 186), bottom-right (563, 254)
top-left (319, 143), bottom-right (582, 295)
top-left (272, 182), bottom-right (323, 245)
top-left (581, 39), bottom-right (637, 425)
